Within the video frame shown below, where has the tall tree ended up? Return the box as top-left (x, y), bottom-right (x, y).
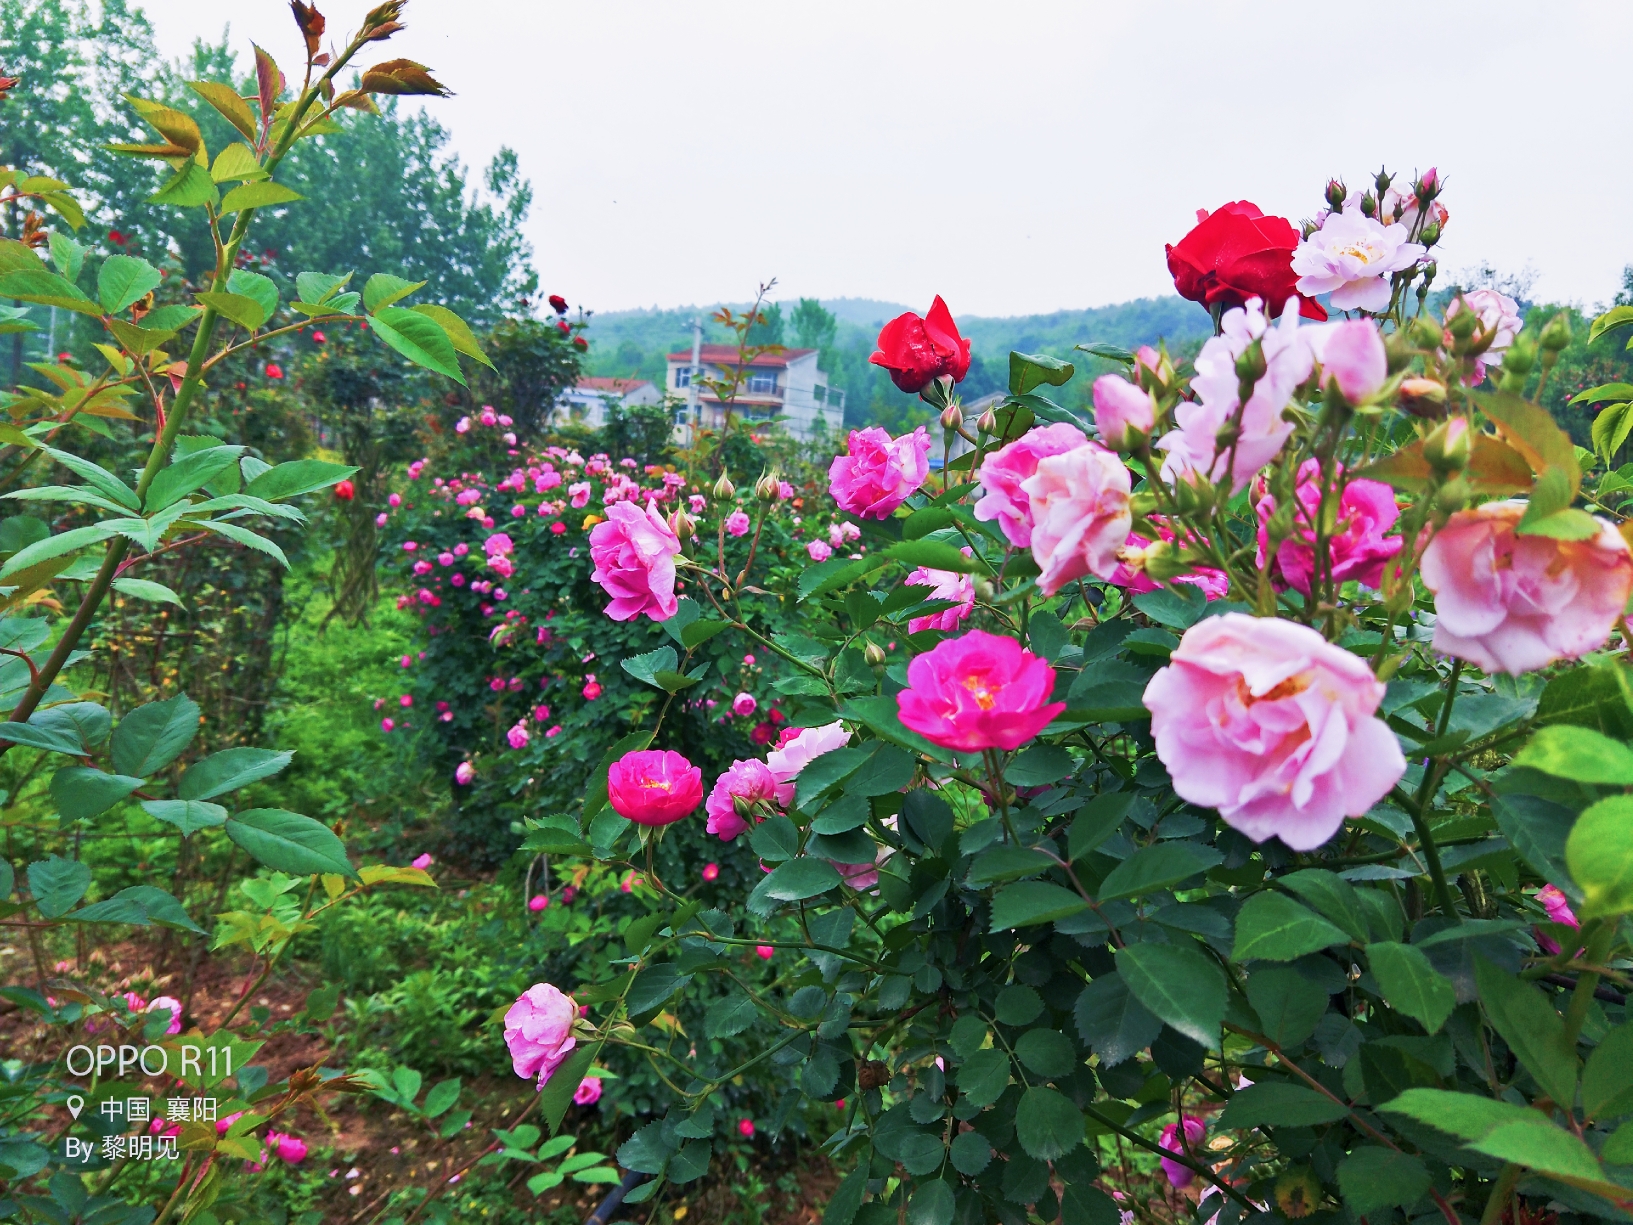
top-left (790, 297), bottom-right (836, 357)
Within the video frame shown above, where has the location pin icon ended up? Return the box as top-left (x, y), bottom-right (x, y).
top-left (66, 1095), bottom-right (84, 1119)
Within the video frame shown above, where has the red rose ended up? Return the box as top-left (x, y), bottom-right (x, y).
top-left (1166, 202), bottom-right (1326, 321)
top-left (333, 479), bottom-right (355, 501)
top-left (869, 295), bottom-right (972, 394)
top-left (572, 335), bottom-right (587, 350)
top-left (548, 294), bottom-right (568, 315)
top-left (108, 230), bottom-right (126, 246)
top-left (265, 363), bottom-right (283, 379)
top-left (556, 319), bottom-right (570, 335)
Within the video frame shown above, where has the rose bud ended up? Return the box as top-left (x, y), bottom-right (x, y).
top-left (333, 479), bottom-right (355, 501)
top-left (713, 473), bottom-right (735, 499)
top-left (1424, 416), bottom-right (1472, 473)
top-left (755, 473), bottom-right (779, 502)
top-left (939, 403), bottom-right (963, 431)
top-left (1539, 311), bottom-right (1573, 353)
top-left (1325, 178), bottom-right (1347, 210)
top-left (976, 406), bottom-right (998, 435)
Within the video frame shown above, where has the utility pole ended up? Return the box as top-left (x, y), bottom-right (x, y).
top-left (687, 316), bottom-right (701, 438)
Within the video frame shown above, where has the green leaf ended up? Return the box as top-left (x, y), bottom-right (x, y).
top-left (966, 846), bottom-right (1054, 887)
top-left (219, 180), bottom-right (302, 214)
top-left (48, 231), bottom-right (84, 282)
top-left (621, 645), bottom-right (679, 690)
top-left (1590, 306), bottom-right (1633, 345)
top-left (1009, 351), bottom-right (1076, 396)
top-left (628, 963), bottom-right (685, 1014)
top-left (1583, 1025), bottom-right (1633, 1120)
top-left (1004, 745), bottom-right (1075, 786)
top-left (1014, 1028), bottom-right (1076, 1079)
top-left (1243, 966), bottom-right (1329, 1049)
top-left (1069, 793), bottom-right (1133, 862)
top-left (188, 82), bottom-right (258, 141)
top-left (105, 884), bottom-right (203, 933)
top-left (1217, 1081), bottom-right (1348, 1128)
top-left (540, 1042), bottom-right (599, 1136)
top-left (1231, 891), bottom-right (1350, 961)
top-left (295, 271), bottom-right (352, 305)
top-left (1380, 1089), bottom-right (1605, 1184)
top-left (111, 694), bottom-right (201, 776)
top-left (149, 160), bottom-right (218, 208)
top-left (1367, 942), bottom-right (1456, 1034)
top-left (423, 1078), bottom-right (461, 1118)
top-left (746, 859), bottom-right (842, 915)
top-left (112, 577), bottom-right (183, 606)
top-left (749, 815), bottom-right (799, 863)
top-left (364, 273), bottom-right (427, 313)
top-left (179, 747), bottom-right (293, 800)
top-left (146, 444), bottom-right (245, 511)
top-left (0, 268), bottom-right (101, 315)
top-left (97, 255), bottom-right (162, 315)
top-left (957, 1048), bottom-right (1011, 1107)
top-left (49, 767), bottom-right (143, 821)
top-left (1566, 795), bottom-right (1633, 919)
top-left (1097, 841), bottom-right (1221, 903)
top-left (41, 447), bottom-right (139, 509)
top-left (371, 306), bottom-right (466, 384)
top-left (1074, 973), bottom-right (1162, 1066)
top-left (1602, 1121), bottom-right (1633, 1164)
top-left (242, 458), bottom-right (357, 502)
top-left (885, 538), bottom-right (983, 573)
top-left (144, 304), bottom-right (202, 333)
top-left (989, 881), bottom-right (1088, 930)
top-left (822, 1164), bottom-right (869, 1225)
top-left (1474, 957), bottom-right (1579, 1108)
top-left (225, 809), bottom-right (354, 878)
top-left (195, 291), bottom-right (267, 331)
top-left (210, 142), bottom-right (265, 184)
top-left (906, 1178), bottom-right (955, 1225)
top-left (949, 1131), bottom-right (992, 1176)
top-left (27, 854), bottom-right (91, 918)
top-left (1117, 941), bottom-right (1226, 1049)
top-left (409, 303), bottom-right (495, 370)
top-left (141, 799), bottom-right (227, 834)
top-left (1336, 1147), bottom-right (1431, 1215)
top-left (1572, 383), bottom-right (1633, 406)
top-left (225, 269), bottom-right (278, 322)
top-left (704, 992), bottom-right (757, 1038)
top-left (196, 519), bottom-right (289, 567)
top-left (1277, 869), bottom-right (1371, 944)
top-left (667, 1139), bottom-right (711, 1184)
top-left (1132, 586), bottom-right (1208, 629)
top-left (1014, 1086), bottom-right (1083, 1160)
top-left (0, 715), bottom-right (87, 756)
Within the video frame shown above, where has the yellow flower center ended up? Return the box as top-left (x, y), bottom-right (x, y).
top-left (961, 673), bottom-right (997, 710)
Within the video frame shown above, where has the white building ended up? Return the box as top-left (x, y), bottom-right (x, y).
top-left (556, 377), bottom-right (663, 429)
top-left (665, 345), bottom-right (844, 441)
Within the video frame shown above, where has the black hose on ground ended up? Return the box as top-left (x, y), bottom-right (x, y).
top-left (584, 1168), bottom-right (647, 1225)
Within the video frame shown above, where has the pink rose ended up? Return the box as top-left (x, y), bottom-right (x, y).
top-left (1307, 318), bottom-right (1388, 402)
top-left (1143, 614), bottom-right (1405, 851)
top-left (1254, 461), bottom-right (1401, 595)
top-left (569, 481), bottom-right (591, 508)
top-left (896, 629), bottom-right (1064, 752)
top-left (702, 862), bottom-right (719, 881)
top-left (1420, 501), bottom-right (1633, 675)
top-left (732, 692), bottom-right (757, 717)
top-left (725, 510), bottom-right (751, 537)
top-left (1445, 289), bottom-right (1521, 383)
top-left (904, 557), bottom-right (975, 633)
top-left (1091, 374), bottom-right (1154, 449)
top-left (1159, 1117), bottom-right (1206, 1188)
top-left (764, 721), bottom-right (851, 803)
top-left (607, 749), bottom-right (704, 825)
top-left (738, 1117), bottom-right (756, 1138)
top-left (754, 946), bottom-right (773, 960)
top-left (1534, 883), bottom-right (1582, 955)
top-left (573, 1076), bottom-right (603, 1106)
top-left (529, 894), bottom-right (548, 911)
top-left (828, 427), bottom-right (930, 519)
top-left (807, 539), bottom-right (832, 562)
top-left (833, 843), bottom-right (889, 892)
top-left (275, 1134), bottom-right (308, 1165)
top-left (1108, 523), bottom-right (1231, 600)
top-left (411, 853), bottom-right (433, 870)
top-left (504, 983), bottom-right (578, 1088)
top-left (973, 423), bottom-right (1088, 548)
top-left (147, 995), bottom-right (183, 1036)
top-left (705, 758), bottom-right (779, 841)
top-left (1021, 443), bottom-right (1133, 597)
top-left (589, 501), bottom-right (681, 622)
top-left (455, 761), bottom-right (475, 785)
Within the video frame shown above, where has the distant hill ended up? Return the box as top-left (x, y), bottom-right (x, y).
top-left (579, 294), bottom-right (1215, 430)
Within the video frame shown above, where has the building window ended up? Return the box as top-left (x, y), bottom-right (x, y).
top-left (746, 372), bottom-right (776, 394)
top-left (674, 368), bottom-right (691, 388)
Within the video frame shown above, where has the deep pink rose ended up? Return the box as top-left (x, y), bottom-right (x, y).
top-left (731, 692), bottom-right (758, 717)
top-left (764, 721), bottom-right (851, 804)
top-left (868, 296), bottom-right (971, 393)
top-left (1108, 523), bottom-right (1230, 600)
top-left (1091, 374), bottom-right (1154, 449)
top-left (1159, 1117), bottom-right (1206, 1188)
top-left (828, 427), bottom-right (930, 519)
top-left (1535, 883), bottom-right (1581, 955)
top-left (1143, 614), bottom-right (1405, 850)
top-left (1254, 461), bottom-right (1401, 595)
top-left (147, 995), bottom-right (183, 1036)
top-left (905, 554), bottom-right (975, 633)
top-left (573, 1076), bottom-right (603, 1106)
top-left (504, 983), bottom-right (578, 1088)
top-left (974, 423), bottom-right (1088, 548)
top-left (705, 758), bottom-right (779, 841)
top-left (726, 510), bottom-right (751, 537)
top-left (1420, 501), bottom-right (1633, 674)
top-left (274, 1133), bottom-right (308, 1164)
top-left (1020, 443), bottom-right (1133, 597)
top-left (589, 501), bottom-right (680, 622)
top-left (896, 629), bottom-right (1065, 752)
top-left (607, 749), bottom-right (704, 825)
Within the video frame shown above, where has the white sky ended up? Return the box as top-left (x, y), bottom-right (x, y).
top-left (139, 1), bottom-right (1633, 318)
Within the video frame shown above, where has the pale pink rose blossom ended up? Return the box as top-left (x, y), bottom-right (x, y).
top-left (1143, 613), bottom-right (1406, 850)
top-left (1021, 443), bottom-right (1133, 597)
top-left (589, 501), bottom-right (681, 622)
top-left (1158, 299), bottom-right (1313, 494)
top-left (904, 554), bottom-right (976, 633)
top-left (1445, 289), bottom-right (1522, 383)
top-left (504, 983), bottom-right (578, 1088)
top-left (973, 422), bottom-right (1088, 548)
top-left (568, 481), bottom-right (592, 509)
top-left (807, 539), bottom-right (833, 562)
top-left (828, 427), bottom-right (930, 519)
top-left (1254, 461), bottom-right (1401, 595)
top-left (1306, 318), bottom-right (1388, 402)
top-left (1091, 374), bottom-right (1154, 449)
top-left (705, 758), bottom-right (780, 841)
top-left (1420, 500), bottom-right (1633, 674)
top-left (1108, 523), bottom-right (1231, 600)
top-left (1292, 210), bottom-right (1425, 312)
top-left (765, 722), bottom-right (851, 805)
top-left (725, 510), bottom-right (751, 537)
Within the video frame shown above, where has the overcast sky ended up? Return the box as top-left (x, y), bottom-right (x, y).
top-left (139, 1), bottom-right (1633, 318)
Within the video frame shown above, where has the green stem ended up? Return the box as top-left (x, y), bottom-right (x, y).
top-left (1479, 1164), bottom-right (1522, 1225)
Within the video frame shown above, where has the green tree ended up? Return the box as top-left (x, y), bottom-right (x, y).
top-left (790, 296), bottom-right (836, 356)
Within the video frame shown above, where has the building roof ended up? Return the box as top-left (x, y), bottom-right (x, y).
top-left (574, 377), bottom-right (653, 395)
top-left (664, 345), bottom-right (815, 368)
